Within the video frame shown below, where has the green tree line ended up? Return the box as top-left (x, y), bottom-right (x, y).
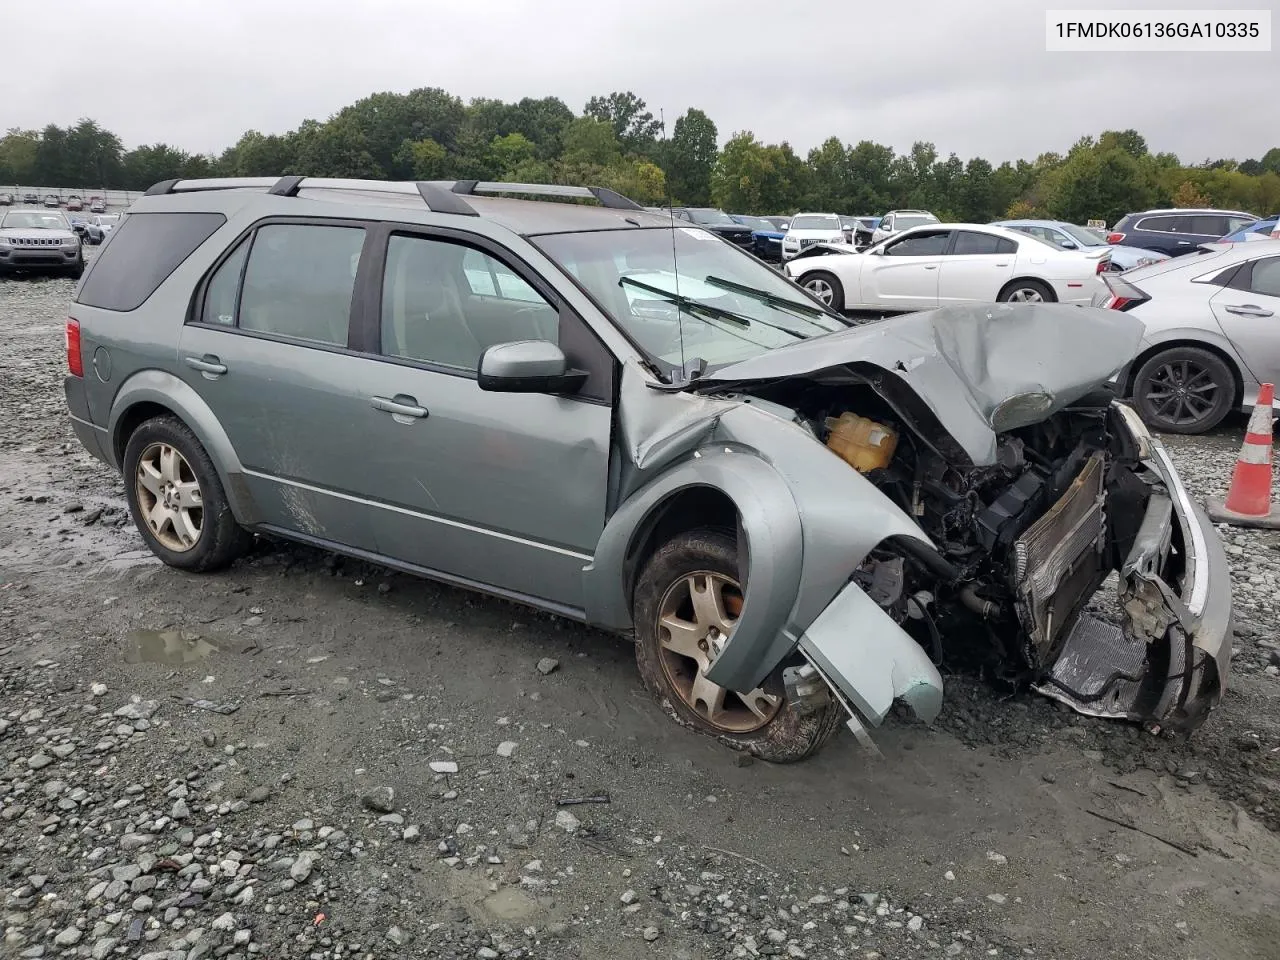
top-left (3, 91), bottom-right (1279, 225)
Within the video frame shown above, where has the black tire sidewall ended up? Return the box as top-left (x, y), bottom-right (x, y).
top-left (1132, 347), bottom-right (1234, 434)
top-left (633, 528), bottom-right (844, 763)
top-left (122, 417), bottom-right (248, 572)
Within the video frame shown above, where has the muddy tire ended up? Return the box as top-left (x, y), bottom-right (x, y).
top-left (122, 416), bottom-right (251, 572)
top-left (633, 528), bottom-right (845, 763)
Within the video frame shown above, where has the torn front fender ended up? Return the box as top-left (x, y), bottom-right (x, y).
top-left (798, 579), bottom-right (944, 726)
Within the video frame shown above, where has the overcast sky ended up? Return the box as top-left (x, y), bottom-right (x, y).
top-left (9, 0), bottom-right (1277, 164)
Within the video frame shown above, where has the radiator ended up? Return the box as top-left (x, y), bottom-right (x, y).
top-left (1012, 453), bottom-right (1107, 665)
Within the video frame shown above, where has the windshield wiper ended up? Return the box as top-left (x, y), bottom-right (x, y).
top-left (618, 276), bottom-right (809, 340)
top-left (702, 275), bottom-right (838, 323)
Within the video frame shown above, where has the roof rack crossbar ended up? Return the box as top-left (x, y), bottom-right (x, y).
top-left (141, 176), bottom-right (644, 213)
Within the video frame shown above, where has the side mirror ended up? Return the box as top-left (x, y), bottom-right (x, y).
top-left (477, 340), bottom-right (586, 395)
top-left (1059, 239), bottom-right (1077, 249)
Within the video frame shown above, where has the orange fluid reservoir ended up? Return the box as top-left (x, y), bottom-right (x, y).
top-left (824, 413), bottom-right (898, 473)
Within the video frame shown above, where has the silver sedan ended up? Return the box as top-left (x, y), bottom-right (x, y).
top-left (1096, 239), bottom-right (1280, 433)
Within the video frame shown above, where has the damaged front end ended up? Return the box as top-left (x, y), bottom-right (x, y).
top-left (683, 303), bottom-right (1233, 746)
top-left (1033, 404), bottom-right (1231, 733)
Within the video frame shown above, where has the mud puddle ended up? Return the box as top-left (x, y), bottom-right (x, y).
top-left (124, 628), bottom-right (222, 665)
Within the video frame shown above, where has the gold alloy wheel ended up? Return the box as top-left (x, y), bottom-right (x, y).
top-left (134, 442), bottom-right (204, 552)
top-left (655, 571), bottom-right (783, 733)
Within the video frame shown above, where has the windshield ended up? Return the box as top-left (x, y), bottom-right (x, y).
top-left (534, 227), bottom-right (849, 378)
top-left (735, 216), bottom-right (775, 232)
top-left (894, 215), bottom-right (938, 231)
top-left (790, 215), bottom-right (841, 231)
top-left (687, 208), bottom-right (738, 227)
top-left (2, 211), bottom-right (69, 230)
top-left (1057, 223), bottom-right (1105, 247)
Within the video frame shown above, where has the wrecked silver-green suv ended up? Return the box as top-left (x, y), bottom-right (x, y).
top-left (64, 177), bottom-right (1233, 761)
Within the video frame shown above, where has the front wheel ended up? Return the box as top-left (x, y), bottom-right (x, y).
top-left (1131, 346), bottom-right (1235, 434)
top-left (800, 271), bottom-right (845, 311)
top-left (633, 529), bottom-right (845, 763)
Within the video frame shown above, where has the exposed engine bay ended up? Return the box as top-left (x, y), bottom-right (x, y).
top-left (737, 375), bottom-right (1215, 730)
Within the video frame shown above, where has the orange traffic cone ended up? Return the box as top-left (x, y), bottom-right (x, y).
top-left (1205, 383), bottom-right (1280, 529)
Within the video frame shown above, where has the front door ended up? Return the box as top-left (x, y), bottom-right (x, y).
top-left (936, 230), bottom-right (1017, 304)
top-left (177, 219), bottom-right (381, 550)
top-left (862, 229), bottom-right (950, 311)
top-left (352, 228), bottom-right (614, 613)
top-left (1211, 254), bottom-right (1280, 398)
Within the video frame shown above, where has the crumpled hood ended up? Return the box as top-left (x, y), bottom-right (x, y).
top-left (698, 302), bottom-right (1146, 466)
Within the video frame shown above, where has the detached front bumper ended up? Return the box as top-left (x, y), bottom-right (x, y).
top-left (1034, 406), bottom-right (1232, 732)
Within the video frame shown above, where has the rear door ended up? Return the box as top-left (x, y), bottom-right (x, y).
top-left (861, 229), bottom-right (950, 310)
top-left (1133, 215), bottom-right (1189, 256)
top-left (177, 218), bottom-right (381, 550)
top-left (936, 230), bottom-right (1017, 304)
top-left (1210, 254), bottom-right (1280, 392)
top-left (347, 226), bottom-right (615, 613)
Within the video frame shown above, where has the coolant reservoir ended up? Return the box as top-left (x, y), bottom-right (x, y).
top-left (824, 412), bottom-right (898, 473)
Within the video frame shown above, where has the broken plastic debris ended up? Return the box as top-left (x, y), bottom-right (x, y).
top-left (429, 760), bottom-right (459, 774)
top-left (556, 793), bottom-right (610, 806)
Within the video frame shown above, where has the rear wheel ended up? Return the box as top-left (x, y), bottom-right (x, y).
top-left (998, 279), bottom-right (1054, 303)
top-left (801, 271), bottom-right (845, 311)
top-left (1132, 346), bottom-right (1235, 434)
top-left (122, 416), bottom-right (251, 571)
top-left (633, 529), bottom-right (845, 763)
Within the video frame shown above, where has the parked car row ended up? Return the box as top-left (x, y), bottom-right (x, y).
top-left (784, 222), bottom-right (1111, 311)
top-left (2, 191), bottom-right (111, 213)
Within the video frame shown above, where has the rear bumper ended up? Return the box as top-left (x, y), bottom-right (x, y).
top-left (64, 375), bottom-right (112, 465)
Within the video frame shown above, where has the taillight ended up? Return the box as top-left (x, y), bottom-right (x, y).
top-left (1096, 258), bottom-right (1109, 275)
top-left (1098, 274), bottom-right (1148, 311)
top-left (1106, 232), bottom-right (1125, 244)
top-left (66, 318), bottom-right (83, 377)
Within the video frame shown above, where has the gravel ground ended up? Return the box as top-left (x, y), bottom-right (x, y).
top-left (2, 256), bottom-right (1279, 960)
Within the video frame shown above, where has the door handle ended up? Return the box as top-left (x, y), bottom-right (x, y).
top-left (184, 355), bottom-right (227, 376)
top-left (1176, 240), bottom-right (1191, 245)
top-left (371, 395), bottom-right (429, 419)
top-left (924, 264), bottom-right (938, 270)
top-left (1224, 304), bottom-right (1275, 318)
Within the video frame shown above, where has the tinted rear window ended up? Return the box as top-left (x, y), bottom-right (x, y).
top-left (76, 212), bottom-right (226, 311)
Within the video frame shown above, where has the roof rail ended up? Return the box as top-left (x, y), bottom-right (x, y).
top-left (443, 180), bottom-right (644, 211)
top-left (141, 176), bottom-right (641, 214)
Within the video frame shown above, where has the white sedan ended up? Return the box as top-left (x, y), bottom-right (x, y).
top-left (784, 223), bottom-right (1111, 312)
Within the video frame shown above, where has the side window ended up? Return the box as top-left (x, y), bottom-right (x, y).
top-left (237, 224), bottom-right (365, 347)
top-left (1250, 257), bottom-right (1280, 298)
top-left (1137, 216), bottom-right (1178, 233)
top-left (201, 240), bottom-right (249, 326)
top-left (461, 248), bottom-right (542, 302)
top-left (1189, 215), bottom-right (1228, 236)
top-left (76, 212), bottom-right (226, 312)
top-left (1227, 216), bottom-right (1259, 233)
top-left (884, 230), bottom-right (950, 256)
top-left (380, 234), bottom-right (559, 372)
top-left (952, 231), bottom-right (1006, 255)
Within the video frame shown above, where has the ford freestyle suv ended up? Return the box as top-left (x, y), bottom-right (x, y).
top-left (63, 176), bottom-right (1233, 762)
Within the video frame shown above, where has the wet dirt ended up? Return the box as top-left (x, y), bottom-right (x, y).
top-left (1, 260), bottom-right (1278, 959)
top-left (123, 627), bottom-right (222, 665)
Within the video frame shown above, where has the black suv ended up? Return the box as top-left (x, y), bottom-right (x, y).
top-left (1108, 208), bottom-right (1258, 257)
top-left (667, 207), bottom-right (754, 251)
